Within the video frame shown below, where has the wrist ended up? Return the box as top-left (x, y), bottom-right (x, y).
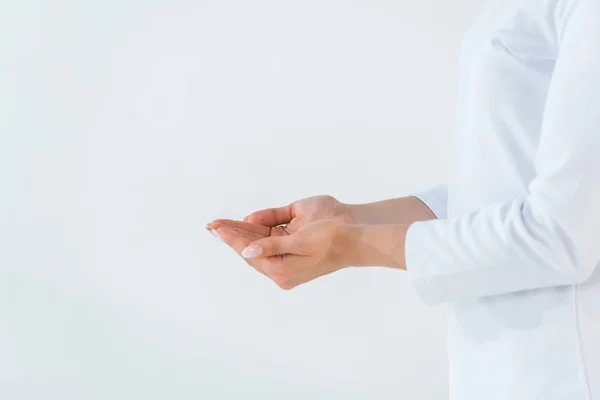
top-left (343, 203), bottom-right (370, 225)
top-left (334, 223), bottom-right (409, 270)
top-left (337, 202), bottom-right (359, 225)
top-left (331, 222), bottom-right (362, 267)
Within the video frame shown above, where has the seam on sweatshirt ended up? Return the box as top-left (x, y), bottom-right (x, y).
top-left (573, 284), bottom-right (592, 399)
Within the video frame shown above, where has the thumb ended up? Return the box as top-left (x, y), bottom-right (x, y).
top-left (241, 236), bottom-right (296, 259)
top-left (244, 204), bottom-right (293, 227)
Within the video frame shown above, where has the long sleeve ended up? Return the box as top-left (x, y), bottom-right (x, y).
top-left (405, 0), bottom-right (600, 306)
top-left (411, 184), bottom-right (448, 219)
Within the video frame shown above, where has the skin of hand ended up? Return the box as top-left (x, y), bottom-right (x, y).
top-left (209, 220), bottom-right (348, 289)
top-left (205, 195), bottom-right (426, 289)
top-left (205, 195), bottom-right (433, 239)
top-left (207, 218), bottom-right (410, 290)
top-left (206, 195), bottom-right (356, 237)
top-left (206, 195), bottom-right (354, 288)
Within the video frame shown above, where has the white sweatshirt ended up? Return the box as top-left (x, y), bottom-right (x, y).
top-left (407, 0), bottom-right (600, 398)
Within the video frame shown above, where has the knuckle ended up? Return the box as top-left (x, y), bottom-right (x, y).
top-left (322, 195), bottom-right (337, 204)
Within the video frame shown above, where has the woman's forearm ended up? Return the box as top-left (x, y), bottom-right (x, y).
top-left (336, 223), bottom-right (410, 270)
top-left (345, 196), bottom-right (437, 225)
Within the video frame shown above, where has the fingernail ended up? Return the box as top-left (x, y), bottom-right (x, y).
top-left (212, 230), bottom-right (223, 242)
top-left (242, 244), bottom-right (263, 259)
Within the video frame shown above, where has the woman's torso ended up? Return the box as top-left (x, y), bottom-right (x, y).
top-left (447, 0), bottom-right (600, 398)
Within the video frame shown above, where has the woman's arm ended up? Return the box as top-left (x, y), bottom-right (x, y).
top-left (232, 0), bottom-right (600, 297)
top-left (346, 0), bottom-right (600, 305)
top-left (347, 184), bottom-right (447, 224)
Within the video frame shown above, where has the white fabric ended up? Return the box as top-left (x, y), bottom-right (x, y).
top-left (412, 184), bottom-right (448, 219)
top-left (406, 0), bottom-right (600, 398)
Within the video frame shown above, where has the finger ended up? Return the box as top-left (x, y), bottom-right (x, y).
top-left (208, 219), bottom-right (289, 238)
top-left (215, 227), bottom-right (271, 278)
top-left (215, 227), bottom-right (251, 255)
top-left (244, 205), bottom-right (293, 227)
top-left (217, 225), bottom-right (264, 242)
top-left (241, 235), bottom-right (299, 259)
top-left (208, 219), bottom-right (271, 237)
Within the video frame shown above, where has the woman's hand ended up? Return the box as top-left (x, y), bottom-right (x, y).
top-left (245, 195), bottom-right (356, 233)
top-left (213, 219), bottom-right (353, 290)
top-left (206, 195), bottom-right (355, 239)
top-left (205, 195), bottom-right (413, 290)
top-left (209, 219), bottom-right (409, 290)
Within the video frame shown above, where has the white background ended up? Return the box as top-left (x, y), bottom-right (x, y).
top-left (1, 1), bottom-right (484, 399)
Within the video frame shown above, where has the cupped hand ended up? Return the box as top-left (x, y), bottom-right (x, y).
top-left (206, 196), bottom-right (357, 288)
top-left (207, 195), bottom-right (355, 238)
top-left (211, 219), bottom-right (352, 290)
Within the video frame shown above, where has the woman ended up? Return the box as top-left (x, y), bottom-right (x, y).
top-left (207, 0), bottom-right (600, 398)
